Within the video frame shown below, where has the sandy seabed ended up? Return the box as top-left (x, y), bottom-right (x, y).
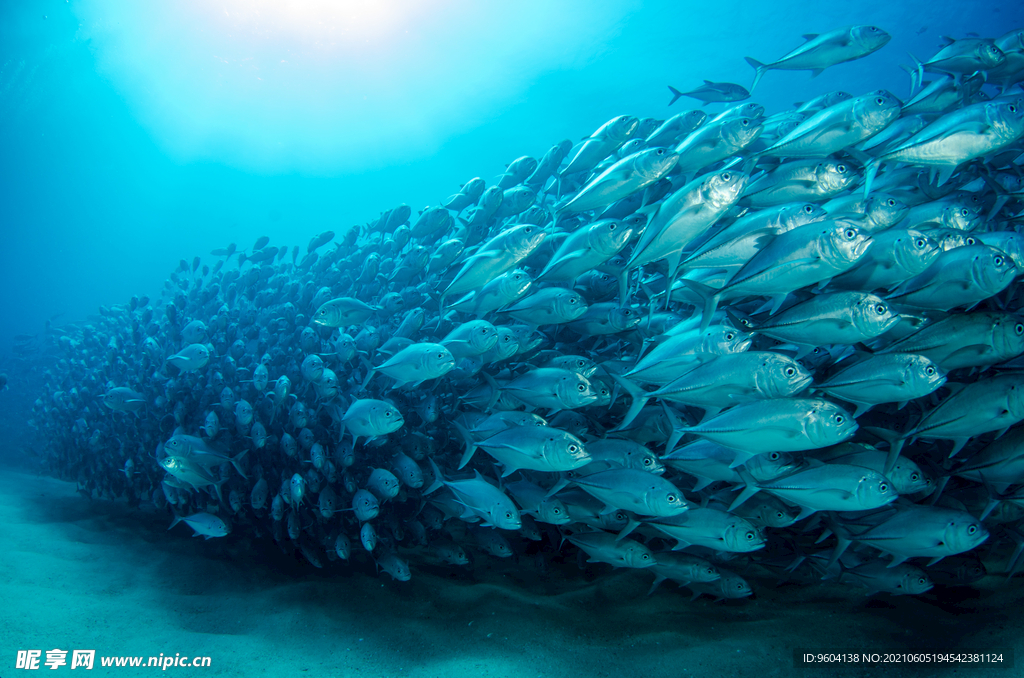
top-left (0, 467), bottom-right (1019, 678)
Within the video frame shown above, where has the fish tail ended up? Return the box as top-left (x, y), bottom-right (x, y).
top-left (906, 52), bottom-right (923, 93)
top-left (863, 426), bottom-right (905, 475)
top-left (453, 421), bottom-right (477, 469)
top-left (744, 57), bottom-right (766, 92)
top-left (609, 374), bottom-right (650, 431)
top-left (425, 457), bottom-right (445, 495)
top-left (167, 514), bottom-right (183, 531)
top-left (667, 85), bottom-right (684, 106)
top-left (680, 279), bottom-right (721, 333)
top-left (863, 159), bottom-right (880, 200)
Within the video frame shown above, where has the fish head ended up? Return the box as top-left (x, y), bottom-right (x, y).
top-left (979, 41), bottom-right (1007, 67)
top-left (722, 117), bottom-right (763, 149)
top-left (506, 224), bottom-right (547, 258)
top-left (588, 219), bottom-right (634, 256)
top-left (703, 169), bottom-right (749, 209)
top-left (991, 99), bottom-right (1024, 142)
top-left (944, 514), bottom-right (989, 553)
top-left (854, 470), bottom-right (899, 508)
top-left (466, 321), bottom-right (499, 354)
top-left (555, 291), bottom-right (589, 322)
top-left (747, 450), bottom-right (802, 482)
top-left (637, 146), bottom-right (680, 179)
top-left (623, 542), bottom-right (657, 569)
top-left (993, 315), bottom-right (1024, 357)
top-left (558, 372), bottom-right (599, 409)
top-left (491, 505), bottom-right (522, 531)
top-left (825, 221), bottom-right (872, 266)
top-left (761, 354), bottom-right (813, 396)
top-left (808, 400), bottom-right (858, 446)
top-left (817, 160), bottom-right (857, 194)
top-left (605, 115), bottom-right (640, 143)
top-left (705, 325), bottom-right (754, 354)
top-left (498, 268), bottom-right (533, 300)
top-left (865, 194), bottom-right (908, 229)
top-left (725, 520), bottom-right (765, 552)
top-left (899, 570), bottom-right (934, 595)
top-left (893, 230), bottom-right (941, 276)
top-left (852, 25), bottom-right (892, 51)
top-left (888, 457), bottom-right (932, 496)
top-left (858, 90), bottom-right (903, 130)
top-left (538, 496), bottom-right (571, 525)
top-left (906, 355), bottom-right (947, 393)
top-left (782, 202), bottom-right (829, 230)
top-left (943, 202), bottom-right (982, 231)
top-left (852, 294), bottom-right (900, 336)
top-left (972, 246), bottom-right (1017, 294)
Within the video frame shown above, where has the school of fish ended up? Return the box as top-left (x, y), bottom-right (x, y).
top-left (23, 26), bottom-right (1024, 599)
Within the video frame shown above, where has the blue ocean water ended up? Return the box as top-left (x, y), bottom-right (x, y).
top-left (4, 2), bottom-right (1024, 677)
top-left (0, 0), bottom-right (1019, 352)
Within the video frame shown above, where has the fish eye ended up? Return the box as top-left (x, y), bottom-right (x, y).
top-left (1010, 105), bottom-right (1018, 113)
top-left (915, 238), bottom-right (925, 248)
top-left (887, 199), bottom-right (896, 207)
top-left (667, 494), bottom-right (678, 503)
top-left (1016, 323), bottom-right (1024, 335)
top-left (967, 237), bottom-right (976, 245)
top-left (960, 208), bottom-right (969, 217)
top-left (875, 97), bottom-right (884, 105)
top-left (481, 328), bottom-right (488, 334)
top-left (722, 172), bottom-right (731, 181)
top-left (608, 223), bottom-right (617, 230)
top-left (506, 511), bottom-right (514, 519)
top-left (837, 164), bottom-right (847, 173)
top-left (726, 332), bottom-right (735, 340)
top-left (968, 524), bottom-right (977, 534)
top-left (569, 445), bottom-right (578, 452)
top-left (879, 482), bottom-right (889, 493)
top-left (926, 366), bottom-right (935, 375)
top-left (740, 119), bottom-right (749, 126)
top-left (835, 415), bottom-right (845, 424)
top-left (552, 506), bottom-right (562, 514)
top-left (769, 451), bottom-right (780, 460)
top-left (746, 532), bottom-right (755, 541)
top-left (569, 297), bottom-right (577, 304)
top-left (384, 411), bottom-right (391, 417)
top-left (995, 256), bottom-right (1005, 266)
top-left (777, 511), bottom-right (785, 519)
top-left (844, 228), bottom-right (856, 238)
top-left (656, 149), bottom-right (665, 155)
top-left (643, 458), bottom-right (652, 466)
top-left (875, 304), bottom-right (887, 314)
top-left (919, 577), bottom-right (928, 586)
top-left (577, 384), bottom-right (586, 392)
top-left (785, 367), bottom-right (796, 376)
top-left (641, 553), bottom-right (651, 560)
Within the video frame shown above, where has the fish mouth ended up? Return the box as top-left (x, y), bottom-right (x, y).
top-left (792, 375), bottom-right (814, 393)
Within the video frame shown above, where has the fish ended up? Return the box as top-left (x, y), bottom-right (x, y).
top-left (745, 26), bottom-right (892, 90)
top-left (667, 81), bottom-right (750, 106)
top-left (30, 21), bottom-right (1024, 599)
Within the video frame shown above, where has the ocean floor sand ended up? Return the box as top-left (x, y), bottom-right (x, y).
top-left (0, 466), bottom-right (1019, 678)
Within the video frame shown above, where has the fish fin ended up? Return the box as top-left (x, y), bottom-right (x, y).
top-left (744, 57), bottom-right (766, 92)
top-left (168, 515), bottom-right (183, 531)
top-left (886, 554), bottom-right (910, 568)
top-left (667, 85), bottom-right (684, 106)
top-left (671, 539), bottom-right (692, 551)
top-left (948, 437), bottom-right (970, 458)
top-left (647, 575), bottom-right (667, 596)
top-left (810, 68), bottom-right (824, 78)
top-left (802, 33), bottom-right (819, 40)
top-left (616, 518), bottom-right (640, 541)
top-left (691, 476), bottom-right (715, 492)
top-left (545, 477), bottom-right (570, 498)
